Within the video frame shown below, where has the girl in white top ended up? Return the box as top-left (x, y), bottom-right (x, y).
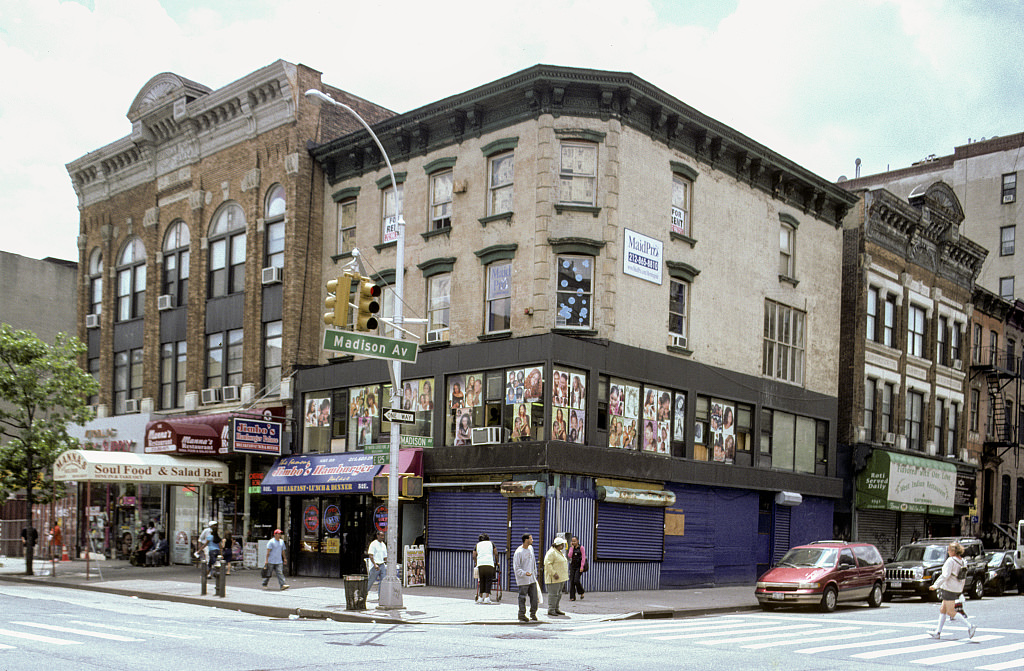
top-left (473, 533), bottom-right (497, 604)
top-left (928, 541), bottom-right (976, 639)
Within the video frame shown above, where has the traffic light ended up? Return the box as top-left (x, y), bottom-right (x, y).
top-left (355, 276), bottom-right (381, 331)
top-left (323, 275), bottom-right (352, 328)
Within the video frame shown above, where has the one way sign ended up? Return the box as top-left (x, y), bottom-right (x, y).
top-left (382, 408), bottom-right (416, 424)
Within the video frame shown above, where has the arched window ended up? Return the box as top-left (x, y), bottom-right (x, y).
top-left (88, 248), bottom-right (103, 316)
top-left (162, 221), bottom-right (190, 307)
top-left (116, 237), bottom-right (146, 321)
top-left (208, 202), bottom-right (246, 297)
top-left (265, 184), bottom-right (285, 270)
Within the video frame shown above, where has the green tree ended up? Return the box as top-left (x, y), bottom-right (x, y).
top-left (0, 325), bottom-right (97, 574)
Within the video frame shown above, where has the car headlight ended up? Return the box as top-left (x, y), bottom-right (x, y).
top-left (756, 582), bottom-right (767, 589)
top-left (987, 570), bottom-right (996, 581)
top-left (913, 566), bottom-right (924, 579)
top-left (797, 582), bottom-right (820, 589)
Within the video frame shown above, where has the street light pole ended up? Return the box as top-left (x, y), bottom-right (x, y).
top-left (305, 89), bottom-right (405, 609)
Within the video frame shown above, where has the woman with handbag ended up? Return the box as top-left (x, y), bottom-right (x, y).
top-left (567, 536), bottom-right (587, 601)
top-left (473, 533), bottom-right (496, 604)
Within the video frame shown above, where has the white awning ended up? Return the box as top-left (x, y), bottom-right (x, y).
top-left (53, 450), bottom-right (228, 484)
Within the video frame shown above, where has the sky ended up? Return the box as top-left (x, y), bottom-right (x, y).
top-left (2, 0), bottom-right (1022, 263)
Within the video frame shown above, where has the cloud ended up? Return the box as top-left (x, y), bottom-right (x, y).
top-left (1, 0), bottom-right (1021, 260)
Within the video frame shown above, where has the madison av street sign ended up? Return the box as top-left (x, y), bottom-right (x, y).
top-left (322, 330), bottom-right (418, 363)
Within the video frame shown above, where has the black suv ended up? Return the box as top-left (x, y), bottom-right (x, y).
top-left (884, 537), bottom-right (986, 601)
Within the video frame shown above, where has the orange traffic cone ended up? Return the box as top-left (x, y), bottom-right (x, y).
top-left (61, 546), bottom-right (70, 562)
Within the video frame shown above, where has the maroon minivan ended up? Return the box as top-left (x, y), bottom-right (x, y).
top-left (755, 540), bottom-right (886, 612)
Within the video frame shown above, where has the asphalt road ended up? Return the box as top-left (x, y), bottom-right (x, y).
top-left (1, 581), bottom-right (1022, 670)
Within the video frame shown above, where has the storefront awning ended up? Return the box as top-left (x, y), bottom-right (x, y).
top-left (856, 449), bottom-right (956, 516)
top-left (144, 408), bottom-right (286, 456)
top-left (53, 450), bottom-right (228, 484)
top-left (260, 448), bottom-right (423, 495)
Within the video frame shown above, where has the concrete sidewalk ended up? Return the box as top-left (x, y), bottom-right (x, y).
top-left (0, 557), bottom-right (760, 626)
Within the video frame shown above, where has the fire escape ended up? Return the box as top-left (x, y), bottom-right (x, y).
top-left (970, 345), bottom-right (1023, 545)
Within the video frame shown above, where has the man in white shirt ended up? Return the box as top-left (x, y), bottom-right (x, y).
top-left (366, 530), bottom-right (387, 598)
top-left (513, 533), bottom-right (539, 623)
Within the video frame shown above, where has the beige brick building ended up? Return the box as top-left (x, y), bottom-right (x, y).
top-left (287, 65), bottom-right (860, 587)
top-left (64, 60), bottom-right (392, 555)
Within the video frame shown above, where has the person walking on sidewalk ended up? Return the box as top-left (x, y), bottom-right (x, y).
top-left (514, 533), bottom-right (539, 622)
top-left (262, 529), bottom-right (289, 590)
top-left (366, 530), bottom-right (387, 598)
top-left (544, 536), bottom-right (568, 616)
top-left (928, 541), bottom-right (975, 639)
top-left (474, 533), bottom-right (497, 604)
top-left (567, 535), bottom-right (587, 601)
top-left (197, 520), bottom-right (220, 570)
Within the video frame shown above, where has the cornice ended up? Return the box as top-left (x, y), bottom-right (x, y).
top-left (310, 64), bottom-right (859, 228)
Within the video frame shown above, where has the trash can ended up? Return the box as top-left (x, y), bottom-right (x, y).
top-left (344, 574), bottom-right (367, 610)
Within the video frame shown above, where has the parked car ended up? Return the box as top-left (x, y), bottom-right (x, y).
top-left (755, 540), bottom-right (885, 612)
top-left (884, 536), bottom-right (986, 601)
top-left (983, 550), bottom-right (1024, 596)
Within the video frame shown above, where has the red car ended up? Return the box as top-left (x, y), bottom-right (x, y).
top-left (755, 540), bottom-right (885, 612)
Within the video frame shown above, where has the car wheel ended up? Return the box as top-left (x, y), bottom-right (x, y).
top-left (969, 577), bottom-right (984, 600)
top-left (867, 582), bottom-right (883, 608)
top-left (819, 585), bottom-right (838, 613)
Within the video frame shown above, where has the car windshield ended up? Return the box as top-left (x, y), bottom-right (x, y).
top-left (893, 545), bottom-right (946, 563)
top-left (987, 551), bottom-right (1007, 566)
top-left (777, 547), bottom-right (837, 568)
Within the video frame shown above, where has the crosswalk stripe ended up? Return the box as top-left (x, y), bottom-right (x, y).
top-left (977, 657), bottom-right (1024, 671)
top-left (699, 623), bottom-right (836, 644)
top-left (654, 623), bottom-right (810, 641)
top-left (68, 620), bottom-right (198, 639)
top-left (797, 633), bottom-right (931, 653)
top-left (912, 641), bottom-right (1024, 665)
top-left (567, 618), bottom-right (755, 636)
top-left (0, 628), bottom-right (80, 645)
top-left (744, 628), bottom-right (894, 649)
top-left (12, 622), bottom-right (143, 641)
top-left (607, 620), bottom-right (753, 638)
top-left (0, 643), bottom-right (13, 650)
top-left (851, 635), bottom-right (1002, 659)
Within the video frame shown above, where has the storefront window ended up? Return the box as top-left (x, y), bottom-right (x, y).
top-left (607, 378), bottom-right (640, 449)
top-left (381, 378), bottom-right (435, 441)
top-left (302, 393), bottom-right (334, 453)
top-left (694, 395), bottom-right (753, 464)
top-left (301, 498), bottom-right (320, 553)
top-left (446, 366), bottom-right (544, 445)
top-left (348, 385), bottom-right (382, 448)
top-left (552, 366), bottom-right (586, 444)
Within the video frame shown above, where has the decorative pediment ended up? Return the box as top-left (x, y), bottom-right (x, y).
top-left (128, 73), bottom-right (211, 122)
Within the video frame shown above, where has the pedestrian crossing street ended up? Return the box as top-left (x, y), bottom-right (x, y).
top-left (0, 618), bottom-right (201, 650)
top-left (565, 613), bottom-right (1024, 669)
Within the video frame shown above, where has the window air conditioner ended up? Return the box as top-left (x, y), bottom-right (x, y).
top-left (670, 334), bottom-right (688, 349)
top-left (854, 426), bottom-right (867, 443)
top-left (201, 387), bottom-right (221, 405)
top-left (157, 294), bottom-right (173, 311)
top-left (221, 385), bottom-right (240, 402)
top-left (85, 313), bottom-right (99, 329)
top-left (261, 266), bottom-right (282, 285)
top-left (426, 329), bottom-right (448, 344)
top-left (471, 426), bottom-right (503, 445)
top-left (1003, 194), bottom-right (1015, 204)
top-left (123, 399), bottom-right (140, 414)
top-left (926, 440), bottom-right (938, 456)
top-left (882, 432), bottom-right (896, 445)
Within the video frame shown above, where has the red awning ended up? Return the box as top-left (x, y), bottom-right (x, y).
top-left (144, 408), bottom-right (286, 456)
top-left (379, 448), bottom-right (423, 477)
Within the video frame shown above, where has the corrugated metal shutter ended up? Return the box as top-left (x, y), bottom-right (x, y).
top-left (426, 491), bottom-right (507, 550)
top-left (508, 498), bottom-right (543, 589)
top-left (857, 508), bottom-right (898, 560)
top-left (899, 512), bottom-right (927, 547)
top-left (771, 504), bottom-right (791, 564)
top-left (595, 502), bottom-right (664, 561)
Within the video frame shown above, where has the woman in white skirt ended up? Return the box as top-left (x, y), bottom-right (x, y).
top-left (928, 541), bottom-right (976, 639)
